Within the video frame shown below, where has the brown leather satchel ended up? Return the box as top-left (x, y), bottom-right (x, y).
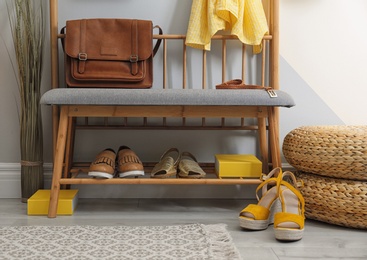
top-left (63, 19), bottom-right (161, 88)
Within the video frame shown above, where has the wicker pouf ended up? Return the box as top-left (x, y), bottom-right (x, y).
top-left (295, 171), bottom-right (367, 229)
top-left (283, 125), bottom-right (367, 181)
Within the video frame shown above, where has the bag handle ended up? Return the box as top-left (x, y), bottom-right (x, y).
top-left (153, 25), bottom-right (163, 57)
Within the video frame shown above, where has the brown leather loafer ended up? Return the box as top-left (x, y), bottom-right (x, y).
top-left (117, 146), bottom-right (145, 178)
top-left (88, 148), bottom-right (116, 179)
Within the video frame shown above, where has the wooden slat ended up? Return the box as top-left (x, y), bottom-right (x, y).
top-left (202, 50), bottom-right (207, 89)
top-left (75, 125), bottom-right (260, 131)
top-left (163, 38), bottom-right (167, 89)
top-left (67, 105), bottom-right (269, 118)
top-left (242, 44), bottom-right (246, 81)
top-left (59, 177), bottom-right (262, 185)
top-left (222, 39), bottom-right (226, 82)
top-left (261, 39), bottom-right (267, 87)
top-left (58, 33), bottom-right (273, 41)
top-left (50, 0), bottom-right (59, 158)
top-left (270, 0), bottom-right (279, 89)
top-left (182, 40), bottom-right (187, 89)
top-left (152, 34), bottom-right (272, 40)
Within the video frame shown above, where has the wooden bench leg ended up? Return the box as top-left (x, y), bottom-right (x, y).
top-left (48, 106), bottom-right (69, 218)
top-left (257, 117), bottom-right (269, 173)
top-left (267, 107), bottom-right (281, 168)
top-left (62, 117), bottom-right (76, 189)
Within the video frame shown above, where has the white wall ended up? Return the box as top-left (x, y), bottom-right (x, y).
top-left (280, 0), bottom-right (367, 125)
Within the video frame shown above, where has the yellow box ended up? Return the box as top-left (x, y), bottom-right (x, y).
top-left (215, 154), bottom-right (262, 178)
top-left (27, 189), bottom-right (78, 215)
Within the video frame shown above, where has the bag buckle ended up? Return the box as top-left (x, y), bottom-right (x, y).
top-left (78, 53), bottom-right (87, 61)
top-left (130, 55), bottom-right (139, 63)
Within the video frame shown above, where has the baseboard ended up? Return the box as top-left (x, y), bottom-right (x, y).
top-left (0, 163), bottom-right (294, 199)
top-left (0, 163), bottom-right (53, 199)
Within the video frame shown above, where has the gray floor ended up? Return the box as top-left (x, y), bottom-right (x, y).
top-left (1, 198), bottom-right (366, 260)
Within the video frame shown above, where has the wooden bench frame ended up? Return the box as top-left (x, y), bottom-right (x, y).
top-left (44, 0), bottom-right (293, 218)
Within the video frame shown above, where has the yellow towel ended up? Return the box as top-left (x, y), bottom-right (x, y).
top-left (185, 0), bottom-right (269, 53)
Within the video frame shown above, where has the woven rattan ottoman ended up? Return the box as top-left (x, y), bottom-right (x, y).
top-left (295, 171), bottom-right (367, 229)
top-left (283, 126), bottom-right (367, 229)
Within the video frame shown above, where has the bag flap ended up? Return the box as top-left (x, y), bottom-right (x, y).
top-left (65, 19), bottom-right (153, 61)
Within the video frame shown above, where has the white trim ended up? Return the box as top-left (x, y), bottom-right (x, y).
top-left (0, 163), bottom-right (53, 198)
top-left (0, 163), bottom-right (294, 199)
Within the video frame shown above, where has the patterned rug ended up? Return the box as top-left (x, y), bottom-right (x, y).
top-left (0, 224), bottom-right (242, 259)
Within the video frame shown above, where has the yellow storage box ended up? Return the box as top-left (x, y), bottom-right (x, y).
top-left (27, 189), bottom-right (78, 215)
top-left (215, 154), bottom-right (262, 178)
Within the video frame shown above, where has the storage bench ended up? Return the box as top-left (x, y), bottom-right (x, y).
top-left (43, 0), bottom-right (295, 218)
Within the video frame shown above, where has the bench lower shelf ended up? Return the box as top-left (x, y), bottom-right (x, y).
top-left (59, 177), bottom-right (262, 185)
top-left (62, 163), bottom-right (262, 185)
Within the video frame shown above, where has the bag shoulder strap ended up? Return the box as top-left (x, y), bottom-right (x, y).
top-left (130, 20), bottom-right (139, 75)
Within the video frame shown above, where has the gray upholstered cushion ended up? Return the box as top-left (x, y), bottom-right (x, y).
top-left (40, 88), bottom-right (295, 107)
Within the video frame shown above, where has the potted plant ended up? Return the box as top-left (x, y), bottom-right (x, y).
top-left (7, 0), bottom-right (46, 202)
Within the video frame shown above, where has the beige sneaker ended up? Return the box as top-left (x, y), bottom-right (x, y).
top-left (88, 149), bottom-right (116, 179)
top-left (117, 146), bottom-right (145, 178)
